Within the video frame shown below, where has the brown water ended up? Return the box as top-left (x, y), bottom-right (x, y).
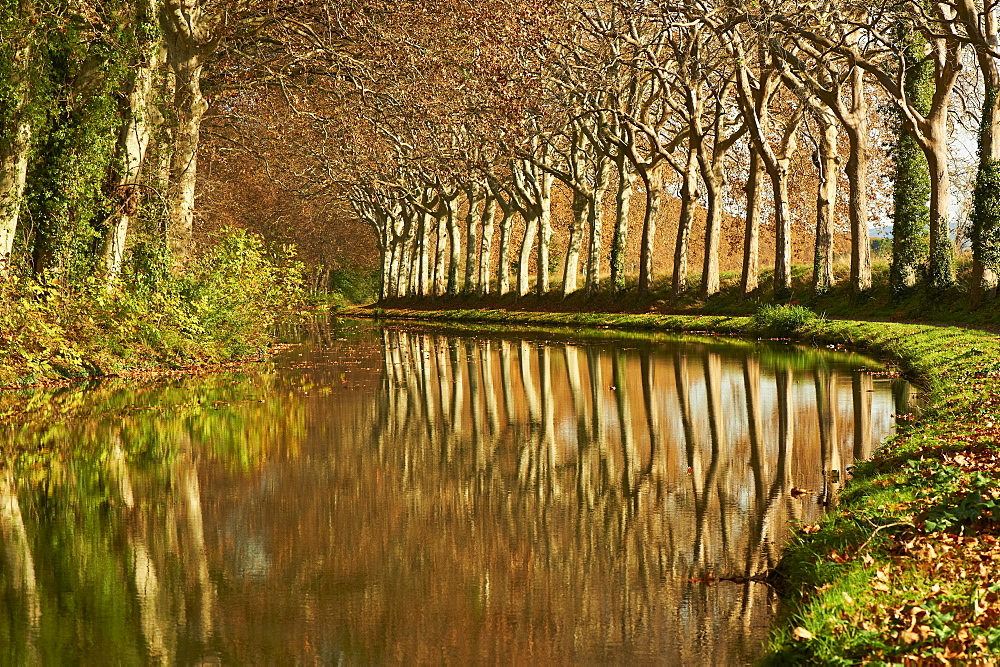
top-left (0, 319), bottom-right (912, 664)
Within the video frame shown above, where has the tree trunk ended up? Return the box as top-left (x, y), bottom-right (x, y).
top-left (419, 211), bottom-right (432, 296)
top-left (772, 120), bottom-right (800, 301)
top-left (638, 165), bottom-right (665, 295)
top-left (153, 55), bottom-right (174, 200)
top-left (699, 161), bottom-right (725, 299)
top-left (434, 202), bottom-right (450, 296)
top-left (891, 135), bottom-right (929, 293)
top-left (672, 151), bottom-right (699, 300)
top-left (399, 232), bottom-right (413, 298)
top-left (0, 8), bottom-right (34, 276)
top-left (447, 198), bottom-right (461, 295)
top-left (498, 205), bottom-right (513, 295)
top-left (813, 115), bottom-right (838, 294)
top-left (844, 126), bottom-right (872, 294)
top-left (926, 140), bottom-right (955, 288)
top-left (0, 122), bottom-right (30, 275)
top-left (610, 157), bottom-right (635, 293)
top-left (536, 171), bottom-right (553, 296)
top-left (407, 222), bottom-right (420, 296)
top-left (412, 215), bottom-right (423, 296)
top-left (891, 30), bottom-right (933, 295)
top-left (741, 149), bottom-right (762, 296)
top-left (102, 0), bottom-right (163, 283)
top-left (585, 157), bottom-right (612, 297)
top-left (967, 2), bottom-right (1000, 303)
top-left (479, 197), bottom-right (496, 295)
top-left (771, 162), bottom-right (794, 300)
top-left (845, 69), bottom-right (873, 295)
top-left (463, 188), bottom-right (482, 294)
top-left (971, 83), bottom-right (1000, 304)
top-left (379, 229), bottom-right (392, 302)
top-left (388, 235), bottom-right (402, 299)
top-left (162, 1), bottom-right (211, 274)
top-left (563, 189), bottom-right (587, 296)
top-left (517, 213), bottom-right (538, 297)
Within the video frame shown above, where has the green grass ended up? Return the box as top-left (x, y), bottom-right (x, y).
top-left (382, 254), bottom-right (1000, 330)
top-left (353, 304), bottom-right (1000, 663)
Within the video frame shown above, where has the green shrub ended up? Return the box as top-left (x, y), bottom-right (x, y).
top-left (0, 228), bottom-right (305, 385)
top-left (328, 267), bottom-right (379, 305)
top-left (174, 228), bottom-right (305, 355)
top-left (751, 304), bottom-right (820, 336)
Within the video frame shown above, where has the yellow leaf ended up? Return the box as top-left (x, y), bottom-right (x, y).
top-left (792, 627), bottom-right (813, 641)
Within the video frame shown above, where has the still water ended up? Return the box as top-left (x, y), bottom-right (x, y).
top-left (0, 319), bottom-right (911, 664)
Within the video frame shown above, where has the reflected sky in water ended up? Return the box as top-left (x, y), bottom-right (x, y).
top-left (0, 319), bottom-right (912, 664)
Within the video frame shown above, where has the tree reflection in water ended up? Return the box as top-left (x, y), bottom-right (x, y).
top-left (0, 320), bottom-right (909, 664)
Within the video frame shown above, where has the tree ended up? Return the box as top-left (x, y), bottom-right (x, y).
top-left (161, 0), bottom-right (221, 272)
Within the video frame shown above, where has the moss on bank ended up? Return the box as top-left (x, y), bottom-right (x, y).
top-left (354, 306), bottom-right (1000, 663)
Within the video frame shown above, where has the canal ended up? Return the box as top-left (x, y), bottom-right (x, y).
top-left (0, 318), bottom-right (911, 663)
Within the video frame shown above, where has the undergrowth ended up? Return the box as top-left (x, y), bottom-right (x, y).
top-left (0, 228), bottom-right (304, 386)
top-left (751, 304), bottom-right (821, 336)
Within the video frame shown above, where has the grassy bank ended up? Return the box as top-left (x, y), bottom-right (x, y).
top-left (354, 305), bottom-right (1000, 663)
top-left (379, 255), bottom-right (1000, 331)
top-left (0, 229), bottom-right (303, 389)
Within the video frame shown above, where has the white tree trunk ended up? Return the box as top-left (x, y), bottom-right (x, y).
top-left (536, 171), bottom-right (553, 296)
top-left (741, 150), bottom-right (762, 295)
top-left (638, 164), bottom-right (665, 295)
top-left (672, 151), bottom-right (700, 299)
top-left (585, 157), bottom-right (612, 297)
top-left (563, 191), bottom-right (587, 296)
top-left (0, 21), bottom-right (33, 276)
top-left (610, 158), bottom-right (635, 292)
top-left (517, 213), bottom-right (538, 297)
top-left (447, 198), bottom-right (461, 295)
top-left (464, 186), bottom-right (482, 294)
top-left (813, 113), bottom-right (839, 293)
top-left (161, 0), bottom-right (214, 273)
top-left (498, 206), bottom-right (514, 295)
top-left (479, 197), bottom-right (496, 295)
top-left (103, 2), bottom-right (164, 282)
top-left (0, 122), bottom-right (30, 275)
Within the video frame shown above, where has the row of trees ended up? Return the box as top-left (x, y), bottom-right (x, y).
top-left (5, 1), bottom-right (1000, 306)
top-left (306, 0), bottom-right (1000, 305)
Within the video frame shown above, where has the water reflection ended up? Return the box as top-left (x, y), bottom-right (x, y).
top-left (0, 320), bottom-right (909, 664)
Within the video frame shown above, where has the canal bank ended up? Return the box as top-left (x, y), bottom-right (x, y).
top-left (352, 306), bottom-right (1000, 663)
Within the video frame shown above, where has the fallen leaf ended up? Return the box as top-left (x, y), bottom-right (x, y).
top-left (792, 626), bottom-right (813, 641)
